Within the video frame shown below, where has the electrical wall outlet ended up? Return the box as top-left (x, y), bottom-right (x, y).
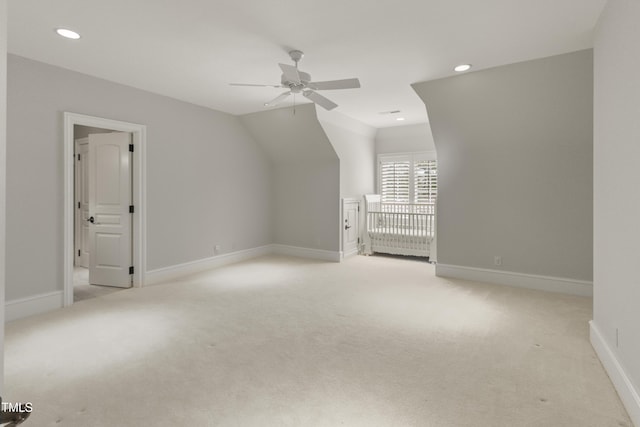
top-left (494, 256), bottom-right (502, 266)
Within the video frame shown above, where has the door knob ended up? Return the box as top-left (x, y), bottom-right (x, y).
top-left (345, 225), bottom-right (351, 230)
top-left (88, 216), bottom-right (95, 223)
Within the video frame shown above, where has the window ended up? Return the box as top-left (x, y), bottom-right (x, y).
top-left (414, 159), bottom-right (438, 204)
top-left (378, 153), bottom-right (437, 204)
top-left (380, 158), bottom-right (410, 203)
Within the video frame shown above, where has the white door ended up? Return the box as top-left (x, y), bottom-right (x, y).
top-left (342, 199), bottom-right (360, 258)
top-left (88, 132), bottom-right (133, 287)
top-left (74, 138), bottom-right (90, 268)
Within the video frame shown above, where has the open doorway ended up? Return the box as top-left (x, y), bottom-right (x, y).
top-left (73, 125), bottom-right (132, 301)
top-left (64, 113), bottom-right (147, 307)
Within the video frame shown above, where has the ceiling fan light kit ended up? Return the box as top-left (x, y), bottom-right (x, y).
top-left (230, 50), bottom-right (361, 111)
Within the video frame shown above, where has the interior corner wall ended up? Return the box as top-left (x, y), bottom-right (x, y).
top-left (316, 109), bottom-right (376, 199)
top-left (375, 123), bottom-right (436, 155)
top-left (592, 0), bottom-right (640, 424)
top-left (1, 0), bottom-right (8, 391)
top-left (240, 105), bottom-right (340, 253)
top-left (6, 54), bottom-right (273, 302)
top-left (412, 50), bottom-right (593, 282)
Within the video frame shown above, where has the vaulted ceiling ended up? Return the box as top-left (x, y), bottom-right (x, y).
top-left (8, 0), bottom-right (606, 128)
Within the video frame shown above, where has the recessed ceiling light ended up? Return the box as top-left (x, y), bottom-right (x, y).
top-left (454, 64), bottom-right (472, 72)
top-left (56, 28), bottom-right (81, 40)
top-left (396, 117), bottom-right (405, 121)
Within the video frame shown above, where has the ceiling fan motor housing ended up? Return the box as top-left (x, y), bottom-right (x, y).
top-left (282, 70), bottom-right (311, 93)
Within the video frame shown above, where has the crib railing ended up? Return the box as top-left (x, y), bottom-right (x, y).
top-left (382, 202), bottom-right (434, 214)
top-left (367, 210), bottom-right (435, 236)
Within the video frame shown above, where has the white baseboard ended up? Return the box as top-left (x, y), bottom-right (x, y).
top-left (147, 244), bottom-right (341, 285)
top-left (146, 245), bottom-right (273, 285)
top-left (435, 264), bottom-right (592, 296)
top-left (7, 244), bottom-right (343, 321)
top-left (5, 291), bottom-right (64, 322)
top-left (271, 244), bottom-right (341, 262)
top-left (590, 321), bottom-right (640, 426)
top-left (341, 248), bottom-right (358, 260)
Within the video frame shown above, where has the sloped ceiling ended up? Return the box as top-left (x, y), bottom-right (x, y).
top-left (240, 104), bottom-right (337, 163)
top-left (8, 0), bottom-right (606, 128)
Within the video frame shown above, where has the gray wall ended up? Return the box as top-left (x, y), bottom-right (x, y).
top-left (375, 123), bottom-right (436, 155)
top-left (316, 109), bottom-right (376, 199)
top-left (241, 104), bottom-right (340, 252)
top-left (593, 0), bottom-right (640, 416)
top-left (6, 55), bottom-right (273, 301)
top-left (1, 0), bottom-right (7, 391)
top-left (272, 161), bottom-right (339, 251)
top-left (413, 50), bottom-right (593, 282)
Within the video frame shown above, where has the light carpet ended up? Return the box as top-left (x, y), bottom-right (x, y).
top-left (73, 267), bottom-right (126, 302)
top-left (4, 254), bottom-right (632, 426)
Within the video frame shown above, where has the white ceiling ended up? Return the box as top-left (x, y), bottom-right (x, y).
top-left (7, 0), bottom-right (606, 128)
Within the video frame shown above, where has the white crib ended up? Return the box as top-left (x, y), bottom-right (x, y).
top-left (363, 194), bottom-right (435, 258)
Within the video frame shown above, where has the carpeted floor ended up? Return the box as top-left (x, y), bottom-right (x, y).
top-left (4, 255), bottom-right (632, 426)
top-left (73, 267), bottom-right (127, 302)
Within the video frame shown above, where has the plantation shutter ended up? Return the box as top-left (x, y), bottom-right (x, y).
top-left (380, 159), bottom-right (410, 203)
top-left (414, 160), bottom-right (437, 204)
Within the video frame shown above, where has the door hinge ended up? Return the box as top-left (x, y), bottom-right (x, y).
top-left (357, 237), bottom-right (360, 244)
top-left (77, 154), bottom-right (81, 161)
top-left (129, 144), bottom-right (134, 152)
top-left (129, 205), bottom-right (134, 213)
top-left (129, 266), bottom-right (134, 275)
top-left (357, 205), bottom-right (360, 212)
top-left (78, 202), bottom-right (81, 209)
top-left (78, 249), bottom-right (81, 257)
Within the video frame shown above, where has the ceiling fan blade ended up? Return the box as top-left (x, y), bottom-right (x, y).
top-left (265, 91), bottom-right (291, 106)
top-left (229, 83), bottom-right (282, 88)
top-left (278, 63), bottom-right (301, 84)
top-left (303, 90), bottom-right (338, 111)
top-left (308, 78), bottom-right (361, 90)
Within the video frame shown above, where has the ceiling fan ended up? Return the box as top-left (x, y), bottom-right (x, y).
top-left (230, 50), bottom-right (361, 111)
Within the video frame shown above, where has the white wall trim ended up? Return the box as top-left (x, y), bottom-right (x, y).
top-left (271, 244), bottom-right (341, 262)
top-left (436, 264), bottom-right (592, 296)
top-left (7, 244), bottom-right (343, 321)
top-left (5, 291), bottom-right (64, 322)
top-left (63, 112), bottom-right (147, 307)
top-left (146, 245), bottom-right (273, 285)
top-left (342, 248), bottom-right (358, 260)
top-left (590, 321), bottom-right (640, 426)
top-left (148, 244), bottom-right (341, 285)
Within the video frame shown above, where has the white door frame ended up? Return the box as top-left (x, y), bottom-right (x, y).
top-left (63, 112), bottom-right (147, 307)
top-left (74, 137), bottom-right (89, 268)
